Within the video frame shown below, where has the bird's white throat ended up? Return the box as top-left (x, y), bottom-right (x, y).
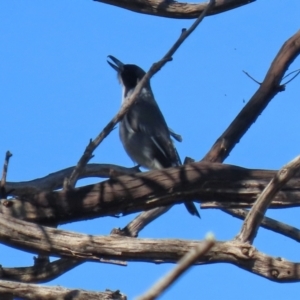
top-left (121, 87), bottom-right (150, 104)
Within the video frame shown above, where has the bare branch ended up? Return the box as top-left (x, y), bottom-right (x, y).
top-left (137, 235), bottom-right (215, 300)
top-left (94, 0), bottom-right (254, 19)
top-left (202, 30), bottom-right (300, 163)
top-left (236, 155), bottom-right (300, 243)
top-left (0, 215), bottom-right (300, 282)
top-left (0, 280), bottom-right (126, 300)
top-left (66, 0), bottom-right (215, 188)
top-left (3, 162), bottom-right (300, 225)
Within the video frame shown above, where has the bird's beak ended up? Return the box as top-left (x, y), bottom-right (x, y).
top-left (107, 55), bottom-right (124, 72)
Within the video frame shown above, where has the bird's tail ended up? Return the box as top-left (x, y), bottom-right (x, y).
top-left (184, 202), bottom-right (201, 218)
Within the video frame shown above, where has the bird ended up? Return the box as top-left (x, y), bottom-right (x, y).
top-left (107, 55), bottom-right (200, 218)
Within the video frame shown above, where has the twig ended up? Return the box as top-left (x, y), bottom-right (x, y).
top-left (1, 151), bottom-right (12, 198)
top-left (224, 208), bottom-right (300, 243)
top-left (242, 70), bottom-right (261, 85)
top-left (236, 155), bottom-right (300, 243)
top-left (137, 234), bottom-right (215, 300)
top-left (67, 0), bottom-right (215, 189)
top-left (281, 68), bottom-right (300, 85)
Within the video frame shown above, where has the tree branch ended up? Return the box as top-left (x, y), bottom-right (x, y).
top-left (3, 162), bottom-right (300, 225)
top-left (0, 280), bottom-right (126, 300)
top-left (202, 30), bottom-right (300, 163)
top-left (0, 214), bottom-right (299, 283)
top-left (236, 155), bottom-right (300, 243)
top-left (222, 208), bottom-right (300, 243)
top-left (94, 0), bottom-right (254, 19)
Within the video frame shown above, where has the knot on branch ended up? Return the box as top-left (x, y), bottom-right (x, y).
top-left (271, 269), bottom-right (279, 278)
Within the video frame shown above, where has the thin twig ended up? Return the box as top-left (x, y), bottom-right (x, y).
top-left (224, 208), bottom-right (300, 243)
top-left (242, 70), bottom-right (261, 85)
top-left (236, 155), bottom-right (300, 243)
top-left (67, 0), bottom-right (215, 189)
top-left (1, 151), bottom-right (12, 189)
top-left (281, 68), bottom-right (300, 85)
top-left (137, 234), bottom-right (215, 300)
top-left (1, 151), bottom-right (12, 198)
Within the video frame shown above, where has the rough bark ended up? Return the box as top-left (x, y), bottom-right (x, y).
top-left (0, 214), bottom-right (299, 283)
top-left (0, 280), bottom-right (126, 300)
top-left (2, 162), bottom-right (300, 225)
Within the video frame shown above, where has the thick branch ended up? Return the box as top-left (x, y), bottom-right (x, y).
top-left (0, 214), bottom-right (300, 283)
top-left (2, 162), bottom-right (300, 224)
top-left (94, 0), bottom-right (254, 19)
top-left (0, 280), bottom-right (126, 300)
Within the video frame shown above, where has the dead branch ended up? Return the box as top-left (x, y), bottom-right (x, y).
top-left (0, 280), bottom-right (126, 300)
top-left (236, 155), bottom-right (300, 243)
top-left (94, 0), bottom-right (254, 19)
top-left (2, 162), bottom-right (300, 225)
top-left (0, 214), bottom-right (299, 283)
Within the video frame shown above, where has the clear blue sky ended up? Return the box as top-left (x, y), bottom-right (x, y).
top-left (1, 1), bottom-right (300, 299)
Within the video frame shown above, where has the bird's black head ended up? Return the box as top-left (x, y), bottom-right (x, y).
top-left (107, 55), bottom-right (146, 90)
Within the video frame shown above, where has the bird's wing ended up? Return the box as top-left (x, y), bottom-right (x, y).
top-left (124, 100), bottom-right (180, 168)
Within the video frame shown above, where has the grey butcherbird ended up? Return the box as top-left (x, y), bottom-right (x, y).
top-left (107, 55), bottom-right (200, 218)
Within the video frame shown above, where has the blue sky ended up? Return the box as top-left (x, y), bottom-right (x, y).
top-left (1, 0), bottom-right (300, 299)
